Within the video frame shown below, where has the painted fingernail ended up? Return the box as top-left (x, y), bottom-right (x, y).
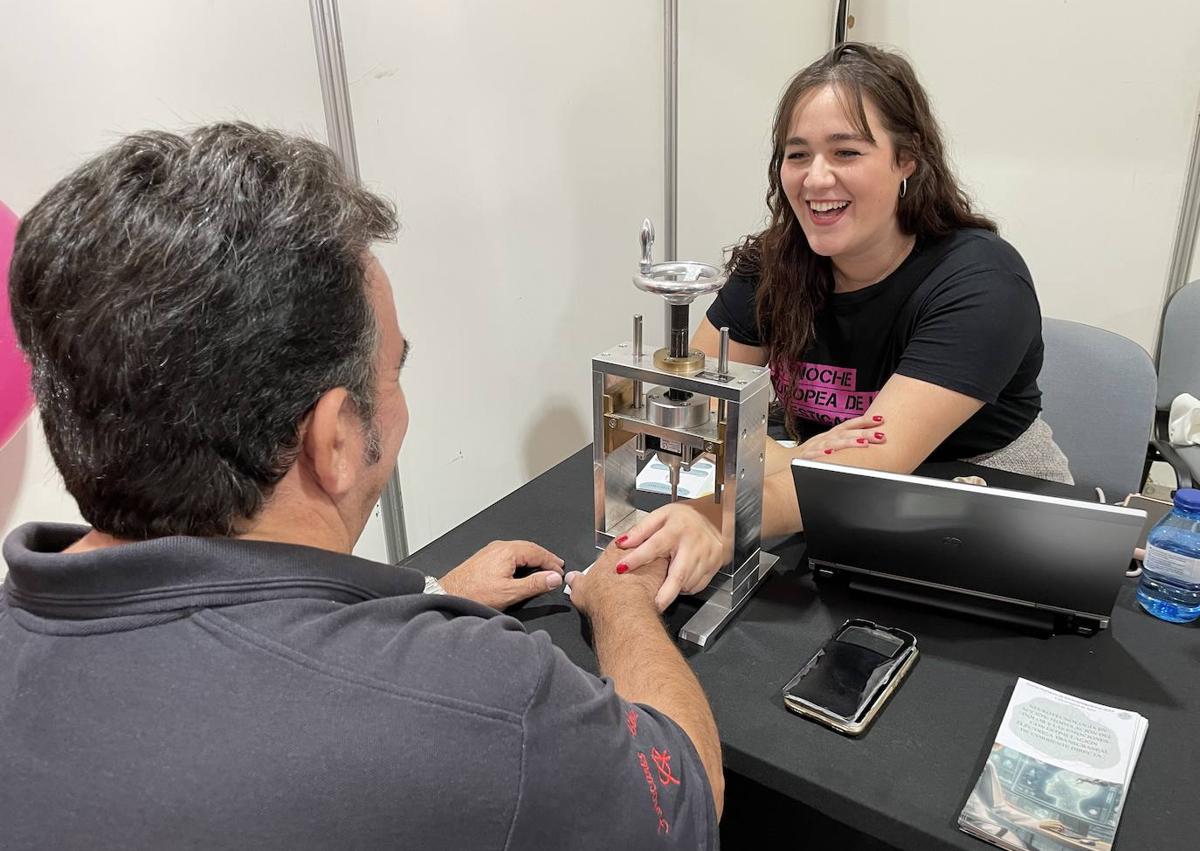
top-left (856, 438), bottom-right (867, 444)
top-left (823, 449), bottom-right (833, 455)
top-left (615, 535), bottom-right (628, 546)
top-left (616, 563), bottom-right (629, 574)
top-left (874, 432), bottom-right (885, 440)
top-left (872, 415), bottom-right (883, 422)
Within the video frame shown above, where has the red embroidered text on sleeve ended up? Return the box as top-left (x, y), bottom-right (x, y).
top-left (651, 747), bottom-right (680, 786)
top-left (626, 708), bottom-right (639, 737)
top-left (636, 751), bottom-right (671, 835)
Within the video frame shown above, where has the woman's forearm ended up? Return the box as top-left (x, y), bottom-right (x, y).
top-left (761, 469), bottom-right (804, 538)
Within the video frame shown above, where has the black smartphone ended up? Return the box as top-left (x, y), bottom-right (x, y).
top-left (782, 619), bottom-right (917, 736)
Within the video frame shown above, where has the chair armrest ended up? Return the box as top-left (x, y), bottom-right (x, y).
top-left (1151, 438), bottom-right (1197, 489)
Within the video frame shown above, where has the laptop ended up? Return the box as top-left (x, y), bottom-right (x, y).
top-left (790, 460), bottom-right (1147, 634)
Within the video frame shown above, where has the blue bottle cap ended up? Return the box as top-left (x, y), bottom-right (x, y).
top-left (1174, 488), bottom-right (1200, 512)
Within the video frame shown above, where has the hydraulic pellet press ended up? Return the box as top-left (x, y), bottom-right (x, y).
top-left (591, 219), bottom-right (778, 646)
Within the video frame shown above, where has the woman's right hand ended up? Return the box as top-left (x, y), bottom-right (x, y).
top-left (610, 502), bottom-right (727, 611)
top-left (794, 413), bottom-right (886, 459)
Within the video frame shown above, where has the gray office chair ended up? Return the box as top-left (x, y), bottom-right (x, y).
top-left (1146, 279), bottom-right (1200, 489)
top-left (1039, 317), bottom-right (1157, 502)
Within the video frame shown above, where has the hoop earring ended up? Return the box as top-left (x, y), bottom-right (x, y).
top-left (899, 178), bottom-right (908, 199)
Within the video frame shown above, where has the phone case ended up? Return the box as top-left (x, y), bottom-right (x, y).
top-left (782, 621), bottom-right (918, 736)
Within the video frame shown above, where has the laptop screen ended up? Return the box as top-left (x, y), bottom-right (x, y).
top-left (790, 460), bottom-right (1144, 620)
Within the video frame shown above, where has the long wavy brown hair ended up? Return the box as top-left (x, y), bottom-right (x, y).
top-left (730, 42), bottom-right (997, 438)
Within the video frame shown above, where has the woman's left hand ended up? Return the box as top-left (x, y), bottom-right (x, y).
top-left (613, 502), bottom-right (727, 611)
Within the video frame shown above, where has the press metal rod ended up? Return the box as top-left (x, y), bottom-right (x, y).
top-left (633, 314), bottom-right (644, 408)
top-left (715, 327), bottom-right (728, 503)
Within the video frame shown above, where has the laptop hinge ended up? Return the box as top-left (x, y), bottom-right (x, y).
top-left (815, 566), bottom-right (1105, 636)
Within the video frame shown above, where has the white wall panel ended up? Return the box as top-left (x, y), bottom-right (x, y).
top-left (852, 0), bottom-right (1200, 351)
top-left (677, 1), bottom-right (833, 268)
top-left (675, 3), bottom-right (833, 335)
top-left (0, 2), bottom-right (390, 561)
top-left (340, 1), bottom-right (664, 552)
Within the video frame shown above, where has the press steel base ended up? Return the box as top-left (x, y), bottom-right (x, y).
top-left (679, 552), bottom-right (779, 648)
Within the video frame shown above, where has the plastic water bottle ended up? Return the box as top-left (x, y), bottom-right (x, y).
top-left (1136, 488), bottom-right (1200, 623)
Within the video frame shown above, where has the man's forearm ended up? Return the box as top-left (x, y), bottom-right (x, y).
top-left (590, 599), bottom-right (724, 818)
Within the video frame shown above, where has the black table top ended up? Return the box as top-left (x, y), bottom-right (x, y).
top-left (401, 447), bottom-right (1199, 851)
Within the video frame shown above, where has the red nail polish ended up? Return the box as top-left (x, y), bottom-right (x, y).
top-left (874, 432), bottom-right (885, 440)
top-left (616, 563), bottom-right (628, 574)
top-left (856, 438), bottom-right (867, 444)
top-left (872, 415), bottom-right (883, 422)
top-left (823, 448), bottom-right (833, 455)
top-left (615, 535), bottom-right (628, 546)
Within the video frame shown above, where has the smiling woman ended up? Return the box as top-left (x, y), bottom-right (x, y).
top-left (613, 43), bottom-right (1072, 605)
top-left (781, 87), bottom-right (917, 284)
top-left (699, 42), bottom-right (1069, 485)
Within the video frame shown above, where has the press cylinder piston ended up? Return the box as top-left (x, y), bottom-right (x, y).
top-left (645, 387), bottom-right (710, 429)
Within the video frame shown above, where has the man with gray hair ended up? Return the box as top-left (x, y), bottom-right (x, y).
top-left (0, 123), bottom-right (722, 848)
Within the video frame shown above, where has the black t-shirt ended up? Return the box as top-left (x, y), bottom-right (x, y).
top-left (707, 229), bottom-right (1043, 460)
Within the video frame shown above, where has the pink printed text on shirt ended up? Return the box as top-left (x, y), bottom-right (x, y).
top-left (772, 361), bottom-right (878, 426)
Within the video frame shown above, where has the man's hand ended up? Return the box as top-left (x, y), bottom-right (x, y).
top-left (439, 540), bottom-right (564, 610)
top-left (565, 542), bottom-right (669, 619)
